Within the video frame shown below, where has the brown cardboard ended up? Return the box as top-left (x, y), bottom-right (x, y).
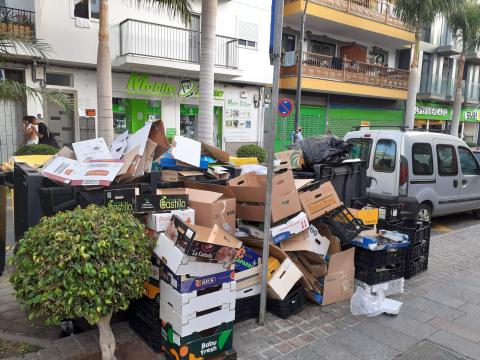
top-left (275, 149), bottom-right (304, 170)
top-left (202, 142), bottom-right (231, 163)
top-left (288, 252), bottom-right (324, 295)
top-left (161, 170), bottom-right (204, 182)
top-left (182, 183), bottom-right (237, 234)
top-left (148, 119), bottom-right (170, 160)
top-left (143, 139), bottom-right (158, 173)
top-left (296, 252), bottom-right (327, 278)
top-left (322, 248), bottom-right (355, 306)
top-left (294, 179), bottom-right (314, 190)
top-left (280, 225), bottom-right (330, 255)
top-left (299, 181), bottom-right (342, 221)
top-left (315, 222), bottom-right (341, 255)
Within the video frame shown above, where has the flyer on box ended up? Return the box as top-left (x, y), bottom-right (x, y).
top-left (72, 138), bottom-right (113, 162)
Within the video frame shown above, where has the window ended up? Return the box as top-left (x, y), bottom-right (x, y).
top-left (347, 138), bottom-right (372, 167)
top-left (237, 21), bottom-right (258, 49)
top-left (282, 34), bottom-right (296, 53)
top-left (459, 147), bottom-right (480, 175)
top-left (420, 24), bottom-right (431, 43)
top-left (412, 143), bottom-right (433, 175)
top-left (436, 144), bottom-right (458, 176)
top-left (420, 52), bottom-right (432, 93)
top-left (373, 139), bottom-right (396, 173)
top-left (46, 73), bottom-right (73, 87)
top-left (73, 0), bottom-right (99, 20)
top-left (310, 40), bottom-right (335, 57)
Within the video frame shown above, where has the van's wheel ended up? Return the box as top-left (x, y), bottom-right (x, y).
top-left (416, 204), bottom-right (432, 222)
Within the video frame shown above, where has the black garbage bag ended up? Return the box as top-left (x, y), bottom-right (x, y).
top-left (289, 135), bottom-right (352, 169)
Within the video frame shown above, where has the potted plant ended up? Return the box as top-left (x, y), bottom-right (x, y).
top-left (237, 144), bottom-right (267, 163)
top-left (14, 13), bottom-right (34, 36)
top-left (10, 205), bottom-right (155, 360)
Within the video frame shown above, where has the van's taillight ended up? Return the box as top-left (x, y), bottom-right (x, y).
top-left (399, 155), bottom-right (408, 196)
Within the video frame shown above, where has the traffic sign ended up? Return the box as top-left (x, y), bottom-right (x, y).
top-left (278, 98), bottom-right (294, 117)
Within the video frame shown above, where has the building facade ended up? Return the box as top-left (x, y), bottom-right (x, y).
top-left (0, 0), bottom-right (273, 161)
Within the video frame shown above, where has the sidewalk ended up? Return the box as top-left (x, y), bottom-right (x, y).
top-left (2, 223), bottom-right (480, 359)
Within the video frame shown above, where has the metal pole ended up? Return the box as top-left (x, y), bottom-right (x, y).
top-left (294, 0), bottom-right (307, 142)
top-left (258, 0), bottom-right (284, 326)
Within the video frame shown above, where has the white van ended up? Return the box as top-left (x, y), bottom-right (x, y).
top-left (344, 129), bottom-right (480, 221)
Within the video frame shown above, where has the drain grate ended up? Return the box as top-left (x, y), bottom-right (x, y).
top-left (394, 341), bottom-right (469, 360)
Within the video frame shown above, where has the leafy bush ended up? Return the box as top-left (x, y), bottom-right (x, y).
top-left (14, 144), bottom-right (58, 156)
top-left (236, 144), bottom-right (267, 163)
top-left (466, 141), bottom-right (478, 148)
top-left (10, 205), bottom-right (154, 359)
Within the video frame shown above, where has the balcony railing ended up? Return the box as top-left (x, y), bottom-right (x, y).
top-left (120, 19), bottom-right (239, 69)
top-left (285, 0), bottom-right (407, 30)
top-left (281, 52), bottom-right (409, 90)
top-left (0, 6), bottom-right (35, 38)
top-left (424, 78), bottom-right (480, 103)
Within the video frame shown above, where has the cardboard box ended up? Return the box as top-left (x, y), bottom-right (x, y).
top-left (229, 170), bottom-right (302, 223)
top-left (299, 181), bottom-right (342, 221)
top-left (104, 188), bottom-right (139, 212)
top-left (171, 136), bottom-right (201, 167)
top-left (237, 221), bottom-right (264, 239)
top-left (160, 280), bottom-right (235, 317)
top-left (201, 143), bottom-right (231, 163)
top-left (235, 246), bottom-right (260, 271)
top-left (161, 170), bottom-right (204, 182)
top-left (271, 212), bottom-right (309, 244)
top-left (154, 234), bottom-right (231, 276)
top-left (145, 208), bottom-right (195, 233)
top-left (135, 194), bottom-right (188, 213)
top-left (348, 208), bottom-right (379, 226)
top-left (159, 299), bottom-right (235, 337)
top-left (166, 216), bottom-right (242, 265)
top-left (235, 260), bottom-right (262, 290)
top-left (183, 182), bottom-right (236, 234)
top-left (275, 149), bottom-right (304, 170)
top-left (143, 281), bottom-right (160, 300)
top-left (161, 265), bottom-right (234, 294)
top-left (295, 252), bottom-right (327, 278)
top-left (322, 248), bottom-right (355, 305)
top-left (72, 138), bottom-right (113, 162)
top-left (161, 322), bottom-right (233, 360)
top-left (280, 224), bottom-right (330, 256)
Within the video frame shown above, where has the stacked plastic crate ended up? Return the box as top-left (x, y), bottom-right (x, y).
top-left (154, 215), bottom-right (241, 360)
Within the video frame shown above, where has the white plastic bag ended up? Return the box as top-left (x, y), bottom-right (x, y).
top-left (350, 287), bottom-right (386, 317)
top-left (240, 164), bottom-right (267, 175)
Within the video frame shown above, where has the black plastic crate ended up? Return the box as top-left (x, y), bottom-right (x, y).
top-left (129, 314), bottom-right (162, 353)
top-left (406, 239), bottom-right (430, 263)
top-left (352, 198), bottom-right (401, 224)
top-left (355, 263), bottom-right (406, 285)
top-left (267, 283), bottom-right (306, 319)
top-left (235, 295), bottom-right (260, 323)
top-left (129, 295), bottom-right (160, 330)
top-left (354, 246), bottom-right (407, 269)
top-left (320, 206), bottom-right (364, 244)
top-left (383, 219), bottom-right (431, 245)
top-left (405, 256), bottom-right (429, 279)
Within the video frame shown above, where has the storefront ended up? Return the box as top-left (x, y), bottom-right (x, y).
top-left (111, 72), bottom-right (263, 150)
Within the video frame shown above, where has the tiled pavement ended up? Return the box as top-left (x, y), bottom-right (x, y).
top-left (2, 223), bottom-right (480, 359)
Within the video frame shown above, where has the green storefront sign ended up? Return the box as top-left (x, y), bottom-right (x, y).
top-left (415, 102), bottom-right (480, 122)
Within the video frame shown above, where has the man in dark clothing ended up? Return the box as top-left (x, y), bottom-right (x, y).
top-left (27, 117), bottom-right (59, 148)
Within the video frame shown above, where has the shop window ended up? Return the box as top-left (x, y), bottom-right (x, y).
top-left (412, 143), bottom-right (433, 175)
top-left (46, 73), bottom-right (73, 87)
top-left (436, 144), bottom-right (458, 176)
top-left (459, 146), bottom-right (480, 175)
top-left (73, 0), bottom-right (99, 20)
top-left (373, 139), bottom-right (396, 173)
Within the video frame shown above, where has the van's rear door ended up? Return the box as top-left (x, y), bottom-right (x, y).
top-left (346, 134), bottom-right (375, 190)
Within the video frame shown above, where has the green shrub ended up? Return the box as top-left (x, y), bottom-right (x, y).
top-left (10, 205), bottom-right (155, 359)
top-left (466, 141), bottom-right (478, 148)
top-left (14, 144), bottom-right (58, 156)
top-left (236, 144), bottom-right (267, 163)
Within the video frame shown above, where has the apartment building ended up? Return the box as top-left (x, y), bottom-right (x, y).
top-left (0, 0), bottom-right (273, 161)
top-left (415, 16), bottom-right (480, 143)
top-left (275, 0), bottom-right (415, 150)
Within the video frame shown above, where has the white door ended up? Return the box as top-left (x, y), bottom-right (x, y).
top-left (47, 95), bottom-right (74, 148)
top-left (434, 140), bottom-right (461, 215)
top-left (457, 145), bottom-right (480, 211)
top-left (369, 137), bottom-right (400, 196)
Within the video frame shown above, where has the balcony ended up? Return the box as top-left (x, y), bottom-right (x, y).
top-left (419, 79), bottom-right (480, 104)
top-left (0, 6), bottom-right (35, 38)
top-left (280, 52), bottom-right (409, 99)
top-left (284, 0), bottom-right (414, 48)
top-left (116, 19), bottom-right (240, 79)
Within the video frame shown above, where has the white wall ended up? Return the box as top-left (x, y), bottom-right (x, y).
top-left (6, 0), bottom-right (34, 11)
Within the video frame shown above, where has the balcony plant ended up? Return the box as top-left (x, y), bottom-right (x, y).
top-left (10, 205), bottom-right (155, 360)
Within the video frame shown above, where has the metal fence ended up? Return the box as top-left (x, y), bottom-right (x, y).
top-left (0, 6), bottom-right (35, 38)
top-left (120, 19), bottom-right (239, 69)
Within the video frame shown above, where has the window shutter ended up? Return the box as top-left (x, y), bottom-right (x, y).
top-left (237, 21), bottom-right (258, 42)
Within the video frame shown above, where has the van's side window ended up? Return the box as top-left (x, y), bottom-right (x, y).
top-left (458, 147), bottom-right (480, 175)
top-left (412, 143), bottom-right (433, 175)
top-left (347, 138), bottom-right (373, 166)
top-left (373, 139), bottom-right (396, 173)
top-left (436, 144), bottom-right (458, 176)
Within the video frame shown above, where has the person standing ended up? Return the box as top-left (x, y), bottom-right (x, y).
top-left (27, 116), bottom-right (59, 148)
top-left (291, 127), bottom-right (303, 143)
top-left (22, 116), bottom-right (39, 145)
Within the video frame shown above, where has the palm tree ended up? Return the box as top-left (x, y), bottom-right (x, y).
top-left (447, 1), bottom-right (480, 137)
top-left (395, 0), bottom-right (461, 129)
top-left (96, 0), bottom-right (192, 145)
top-left (0, 33), bottom-right (72, 110)
top-left (198, 0), bottom-right (216, 145)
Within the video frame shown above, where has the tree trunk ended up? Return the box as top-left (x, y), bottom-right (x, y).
top-left (451, 51), bottom-right (465, 137)
top-left (97, 0), bottom-right (114, 145)
top-left (198, 0), bottom-right (217, 145)
top-left (97, 312), bottom-right (116, 360)
top-left (404, 32), bottom-right (421, 129)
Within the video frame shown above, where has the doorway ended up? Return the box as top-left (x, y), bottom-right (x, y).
top-left (180, 104), bottom-right (224, 148)
top-left (46, 94), bottom-right (74, 148)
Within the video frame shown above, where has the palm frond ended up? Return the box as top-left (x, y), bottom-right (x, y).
top-left (0, 32), bottom-right (51, 59)
top-left (0, 79), bottom-right (73, 112)
top-left (126, 0), bottom-right (193, 25)
top-left (446, 0), bottom-right (480, 51)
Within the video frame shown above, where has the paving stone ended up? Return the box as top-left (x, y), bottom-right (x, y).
top-left (261, 347), bottom-right (282, 359)
top-left (276, 342), bottom-right (294, 354)
top-left (37, 346), bottom-right (62, 360)
top-left (405, 297), bottom-right (465, 321)
top-left (428, 317), bottom-right (480, 343)
top-left (299, 333), bottom-right (316, 344)
top-left (275, 331), bottom-right (292, 341)
top-left (311, 338), bottom-right (371, 360)
top-left (429, 330), bottom-right (480, 359)
top-left (356, 319), bottom-right (418, 352)
top-left (373, 313), bottom-right (438, 340)
top-left (453, 313), bottom-right (480, 333)
top-left (287, 335), bottom-right (310, 349)
top-left (55, 336), bottom-right (84, 357)
top-left (399, 303), bottom-right (436, 323)
top-left (1, 309), bottom-right (27, 321)
top-left (320, 324), bottom-right (336, 334)
top-left (421, 290), bottom-right (466, 309)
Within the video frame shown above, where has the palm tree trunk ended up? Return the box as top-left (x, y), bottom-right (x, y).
top-left (404, 31), bottom-right (421, 129)
top-left (450, 51), bottom-right (465, 137)
top-left (97, 0), bottom-right (114, 145)
top-left (198, 0), bottom-right (217, 145)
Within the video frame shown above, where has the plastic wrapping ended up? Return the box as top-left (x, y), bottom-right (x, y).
top-left (289, 135), bottom-right (352, 169)
top-left (350, 287), bottom-right (402, 317)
